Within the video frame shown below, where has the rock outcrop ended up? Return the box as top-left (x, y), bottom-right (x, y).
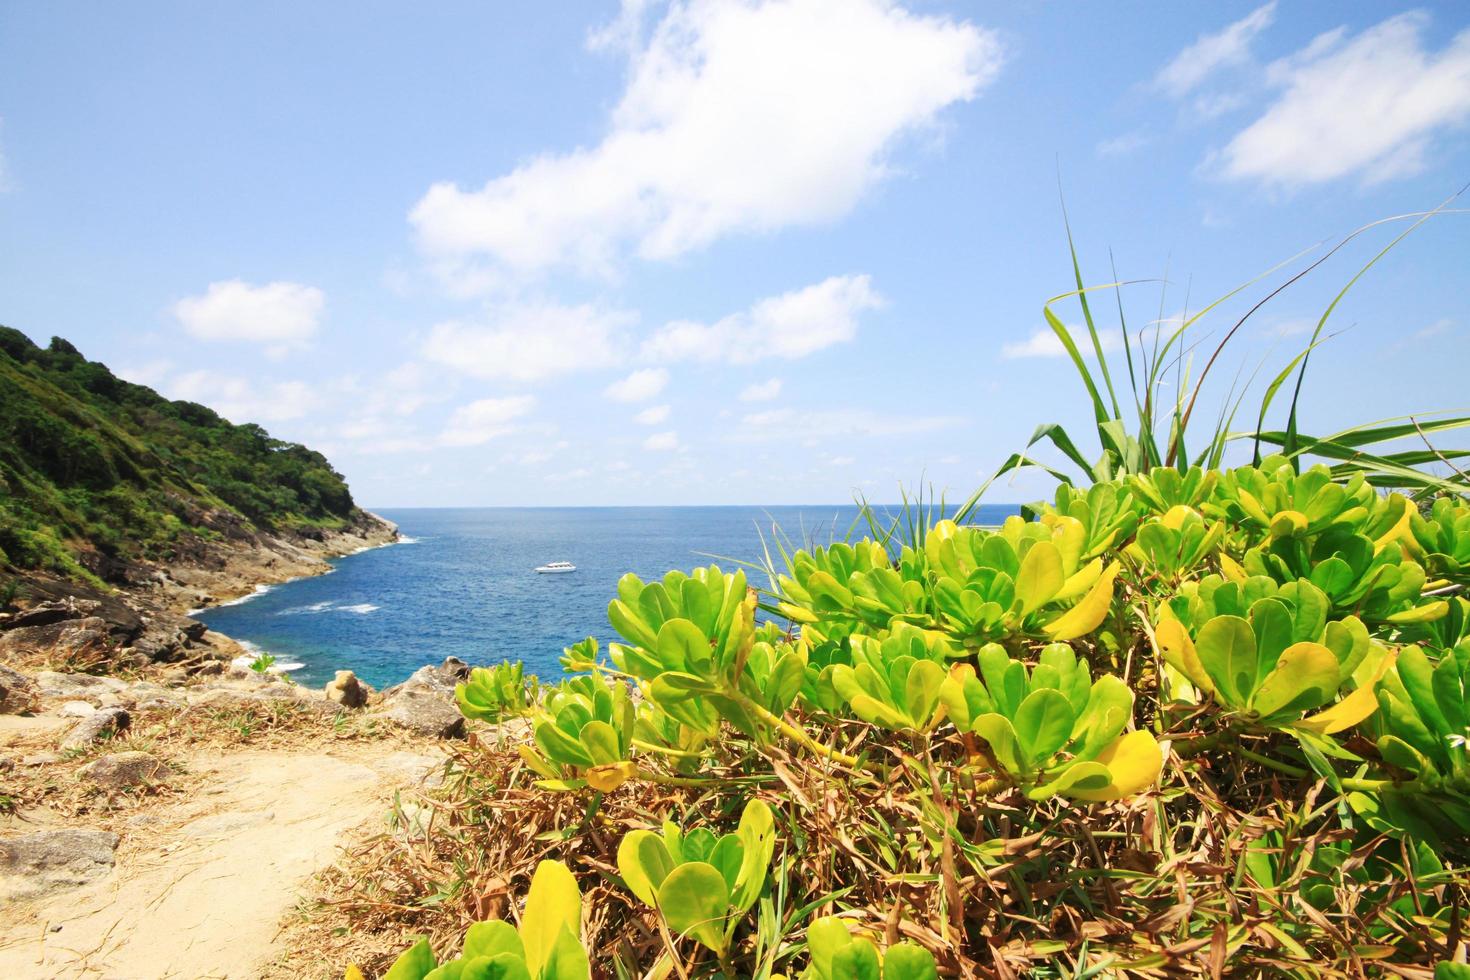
top-left (59, 706), bottom-right (131, 751)
top-left (0, 829), bottom-right (120, 901)
top-left (0, 664), bottom-right (39, 714)
top-left (79, 751), bottom-right (170, 792)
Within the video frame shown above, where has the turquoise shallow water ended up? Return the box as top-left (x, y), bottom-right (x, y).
top-left (195, 504), bottom-right (1020, 688)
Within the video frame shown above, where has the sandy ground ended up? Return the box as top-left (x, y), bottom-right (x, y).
top-left (0, 743), bottom-right (440, 979)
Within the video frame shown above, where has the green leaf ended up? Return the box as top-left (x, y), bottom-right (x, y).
top-left (831, 937), bottom-right (881, 980)
top-left (1194, 615), bottom-right (1258, 708)
top-left (882, 944), bottom-right (939, 980)
top-left (1013, 688), bottom-right (1076, 769)
top-left (384, 938), bottom-right (437, 980)
top-left (462, 921), bottom-right (524, 962)
top-left (730, 798), bottom-right (776, 913)
top-left (1014, 540), bottom-right (1064, 616)
top-left (616, 830), bottom-right (674, 908)
top-left (1250, 642), bottom-right (1340, 720)
top-left (657, 863), bottom-right (731, 954)
top-left (540, 926), bottom-right (590, 980)
top-left (656, 618), bottom-right (713, 674)
top-left (806, 917), bottom-right (856, 979)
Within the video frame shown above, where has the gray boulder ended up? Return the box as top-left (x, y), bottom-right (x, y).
top-left (59, 706), bottom-right (130, 751)
top-left (0, 829), bottom-right (120, 901)
top-left (382, 687), bottom-right (465, 739)
top-left (0, 664), bottom-right (40, 714)
top-left (0, 616), bottom-right (113, 657)
top-left (79, 751), bottom-right (170, 792)
top-left (34, 671), bottom-right (129, 701)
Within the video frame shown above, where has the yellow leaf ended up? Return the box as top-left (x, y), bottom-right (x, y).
top-left (522, 860), bottom-right (582, 979)
top-left (1159, 505), bottom-right (1198, 530)
top-left (344, 967), bottom-right (365, 980)
top-left (517, 743), bottom-right (561, 780)
top-left (586, 760), bottom-right (638, 792)
top-left (1047, 515), bottom-right (1087, 572)
top-left (1237, 489), bottom-right (1271, 526)
top-left (1386, 601), bottom-right (1449, 624)
top-left (1293, 649), bottom-right (1397, 735)
top-left (1269, 510), bottom-right (1307, 539)
top-left (1218, 553), bottom-right (1248, 583)
top-left (1054, 557), bottom-right (1103, 601)
top-left (1153, 618), bottom-right (1214, 694)
top-left (1043, 562), bottom-right (1119, 641)
top-left (1373, 494), bottom-right (1414, 554)
top-left (1068, 730), bottom-right (1163, 801)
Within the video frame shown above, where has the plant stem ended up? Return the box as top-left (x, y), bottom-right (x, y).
top-left (732, 692), bottom-right (871, 772)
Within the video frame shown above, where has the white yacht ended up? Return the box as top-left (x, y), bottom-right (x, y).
top-left (535, 561), bottom-right (577, 574)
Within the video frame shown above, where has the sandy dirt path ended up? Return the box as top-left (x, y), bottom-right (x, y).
top-left (0, 744), bottom-right (439, 979)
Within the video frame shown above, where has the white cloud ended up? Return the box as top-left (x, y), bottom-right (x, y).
top-left (423, 302), bottom-right (634, 383)
top-left (634, 404), bottom-right (672, 425)
top-left (1001, 327), bottom-right (1123, 359)
top-left (643, 430), bottom-right (680, 451)
top-left (440, 396), bottom-right (536, 446)
top-left (173, 280), bottom-right (324, 352)
top-left (605, 367), bottom-right (669, 402)
top-left (1096, 132), bottom-right (1149, 157)
top-left (733, 407), bottom-right (958, 442)
top-left (643, 274), bottom-right (881, 364)
top-left (738, 377), bottom-right (783, 401)
top-left (1154, 2), bottom-right (1276, 97)
top-left (1221, 14), bottom-right (1470, 186)
top-left (157, 369), bottom-right (318, 423)
top-left (410, 0), bottom-right (1001, 278)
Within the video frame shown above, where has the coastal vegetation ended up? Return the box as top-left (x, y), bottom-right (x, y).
top-left (0, 326), bottom-right (361, 583)
top-left (343, 217), bottom-right (1470, 978)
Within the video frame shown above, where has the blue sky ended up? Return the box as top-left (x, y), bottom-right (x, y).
top-left (1, 1), bottom-right (1467, 508)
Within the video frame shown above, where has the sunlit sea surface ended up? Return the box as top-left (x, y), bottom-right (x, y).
top-left (196, 504), bottom-right (1020, 688)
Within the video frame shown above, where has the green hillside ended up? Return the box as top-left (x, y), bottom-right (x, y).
top-left (0, 326), bottom-right (360, 584)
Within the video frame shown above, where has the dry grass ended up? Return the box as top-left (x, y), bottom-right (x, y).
top-left (276, 716), bottom-right (1468, 980)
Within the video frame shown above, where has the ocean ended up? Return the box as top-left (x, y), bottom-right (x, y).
top-left (195, 504), bottom-right (1021, 688)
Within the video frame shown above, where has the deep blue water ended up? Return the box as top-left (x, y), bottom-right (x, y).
top-left (195, 504), bottom-right (1020, 688)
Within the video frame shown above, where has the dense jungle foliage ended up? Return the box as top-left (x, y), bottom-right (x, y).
top-left (0, 325), bottom-right (358, 581)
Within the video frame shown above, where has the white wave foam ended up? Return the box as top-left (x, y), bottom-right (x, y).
top-left (189, 584), bottom-right (274, 616)
top-left (338, 603), bottom-right (380, 614)
top-left (277, 600), bottom-right (335, 616)
top-left (229, 649), bottom-right (304, 674)
top-left (396, 535), bottom-right (420, 545)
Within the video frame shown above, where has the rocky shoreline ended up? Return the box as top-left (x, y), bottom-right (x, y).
top-left (1, 508), bottom-right (399, 671)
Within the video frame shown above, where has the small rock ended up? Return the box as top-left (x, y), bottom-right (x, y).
top-left (34, 671), bottom-right (128, 701)
top-left (0, 757), bottom-right (14, 773)
top-left (59, 700), bottom-right (98, 718)
top-left (78, 751), bottom-right (170, 792)
top-left (59, 706), bottom-right (130, 751)
top-left (324, 670), bottom-right (370, 709)
top-left (0, 664), bottom-right (40, 714)
top-left (381, 688), bottom-right (466, 739)
top-left (20, 752), bottom-right (60, 767)
top-left (0, 829), bottom-right (120, 901)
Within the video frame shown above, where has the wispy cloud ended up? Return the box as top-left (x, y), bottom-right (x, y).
top-left (732, 407), bottom-right (959, 443)
top-left (1220, 13), bottom-right (1470, 186)
top-left (1001, 327), bottom-right (1122, 359)
top-left (1154, 2), bottom-right (1276, 97)
top-left (642, 430), bottom-right (680, 452)
top-left (439, 395), bottom-right (536, 446)
top-left (604, 367), bottom-right (669, 402)
top-left (642, 275), bottom-right (882, 364)
top-left (634, 404), bottom-right (671, 425)
top-left (738, 378), bottom-right (783, 402)
top-left (423, 302), bottom-right (634, 383)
